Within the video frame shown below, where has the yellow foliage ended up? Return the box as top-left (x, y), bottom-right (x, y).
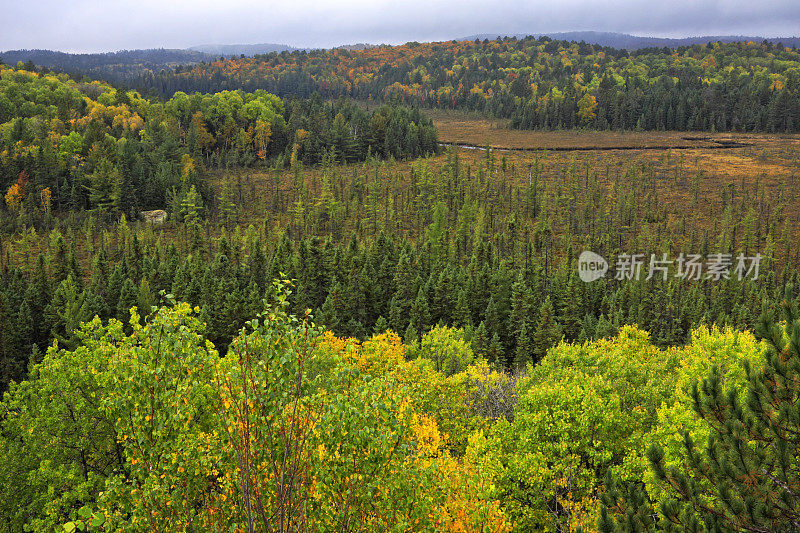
top-left (428, 425), bottom-right (513, 532)
top-left (39, 187), bottom-right (52, 214)
top-left (4, 182), bottom-right (24, 212)
top-left (181, 153), bottom-right (197, 181)
top-left (412, 412), bottom-right (444, 456)
top-left (316, 330), bottom-right (406, 377)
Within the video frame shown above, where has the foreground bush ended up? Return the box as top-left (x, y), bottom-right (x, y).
top-left (0, 284), bottom-right (510, 532)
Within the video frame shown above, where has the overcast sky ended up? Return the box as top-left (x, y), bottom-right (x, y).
top-left (1, 0), bottom-right (799, 53)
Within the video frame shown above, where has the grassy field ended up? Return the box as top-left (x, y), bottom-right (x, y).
top-left (229, 114), bottom-right (800, 214)
top-left (426, 108), bottom-right (800, 151)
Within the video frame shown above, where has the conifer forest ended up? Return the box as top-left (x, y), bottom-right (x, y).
top-left (1, 11), bottom-right (800, 532)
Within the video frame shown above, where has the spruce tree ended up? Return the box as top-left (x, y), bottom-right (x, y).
top-left (404, 323), bottom-right (419, 344)
top-left (509, 273), bottom-right (534, 348)
top-left (409, 287), bottom-right (431, 335)
top-left (373, 316), bottom-right (388, 335)
top-left (602, 288), bottom-right (800, 532)
top-left (453, 287), bottom-right (473, 329)
top-left (487, 332), bottom-right (504, 366)
top-left (514, 320), bottom-right (533, 370)
top-left (472, 321), bottom-right (489, 359)
top-left (116, 278), bottom-right (139, 323)
top-left (532, 296), bottom-right (562, 362)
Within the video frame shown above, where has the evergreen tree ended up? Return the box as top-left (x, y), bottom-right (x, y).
top-left (532, 296), bottom-right (562, 362)
top-left (409, 287), bottom-right (431, 334)
top-left (472, 321), bottom-right (489, 359)
top-left (486, 332), bottom-right (504, 366)
top-left (602, 288), bottom-right (800, 531)
top-left (514, 320), bottom-right (533, 370)
top-left (453, 288), bottom-right (473, 329)
top-left (578, 313), bottom-right (598, 343)
top-left (403, 323), bottom-right (419, 344)
top-left (596, 313), bottom-right (618, 339)
top-left (43, 275), bottom-right (88, 350)
top-left (319, 282), bottom-right (345, 334)
top-left (373, 315), bottom-right (388, 335)
top-left (116, 278), bottom-right (139, 323)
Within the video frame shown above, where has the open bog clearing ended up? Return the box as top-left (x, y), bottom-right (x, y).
top-left (427, 108), bottom-right (800, 152)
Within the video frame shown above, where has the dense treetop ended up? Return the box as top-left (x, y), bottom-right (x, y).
top-left (2, 283), bottom-right (796, 531)
top-left (0, 64), bottom-right (437, 217)
top-left (2, 33), bottom-right (800, 533)
top-left (0, 48), bottom-right (216, 84)
top-left (135, 37), bottom-right (800, 132)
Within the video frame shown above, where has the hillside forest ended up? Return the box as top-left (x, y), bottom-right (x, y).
top-left (1, 37), bottom-right (800, 532)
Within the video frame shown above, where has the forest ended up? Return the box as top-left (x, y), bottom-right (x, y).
top-left (1, 34), bottom-right (800, 533)
top-left (132, 37), bottom-right (800, 132)
top-left (0, 63), bottom-right (437, 220)
top-left (0, 49), bottom-right (217, 86)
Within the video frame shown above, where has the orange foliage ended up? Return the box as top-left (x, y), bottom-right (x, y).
top-left (4, 171), bottom-right (28, 212)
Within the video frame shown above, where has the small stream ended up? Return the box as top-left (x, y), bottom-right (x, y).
top-left (437, 136), bottom-right (753, 153)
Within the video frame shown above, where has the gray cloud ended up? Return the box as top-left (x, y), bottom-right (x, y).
top-left (1, 0), bottom-right (798, 52)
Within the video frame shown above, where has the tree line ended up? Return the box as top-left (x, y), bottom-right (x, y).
top-left (0, 63), bottom-right (438, 226)
top-left (1, 276), bottom-right (798, 531)
top-left (132, 37), bottom-right (800, 132)
top-left (2, 143), bottom-right (798, 392)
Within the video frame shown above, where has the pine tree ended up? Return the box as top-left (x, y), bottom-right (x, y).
top-left (138, 278), bottom-right (156, 316)
top-left (44, 275), bottom-right (88, 349)
top-left (484, 294), bottom-right (502, 341)
top-left (409, 287), bottom-right (431, 334)
top-left (509, 273), bottom-right (534, 356)
top-left (514, 320), bottom-right (533, 370)
top-left (116, 278), bottom-right (139, 323)
top-left (602, 288), bottom-right (800, 531)
top-left (562, 272), bottom-right (584, 341)
top-left (389, 252), bottom-right (416, 332)
top-left (578, 313), bottom-right (598, 343)
top-left (532, 296), bottom-right (562, 362)
top-left (25, 254), bottom-right (51, 348)
top-left (595, 313), bottom-right (618, 339)
top-left (373, 315), bottom-right (388, 335)
top-left (48, 231), bottom-right (69, 284)
top-left (472, 321), bottom-right (489, 359)
top-left (453, 287), bottom-right (473, 329)
top-left (179, 185), bottom-right (205, 223)
top-left (432, 267), bottom-right (455, 325)
top-left (319, 283), bottom-right (344, 334)
top-left (487, 332), bottom-right (504, 366)
top-left (404, 323), bottom-right (419, 344)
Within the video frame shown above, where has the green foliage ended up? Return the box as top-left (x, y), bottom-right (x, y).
top-left (0, 315), bottom-right (122, 531)
top-left (602, 291), bottom-right (800, 531)
top-left (497, 326), bottom-right (675, 531)
top-left (410, 324), bottom-right (476, 376)
top-left (138, 38), bottom-right (800, 133)
top-left (0, 65), bottom-right (438, 222)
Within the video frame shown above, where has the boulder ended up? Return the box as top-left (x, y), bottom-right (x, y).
top-left (140, 209), bottom-right (167, 223)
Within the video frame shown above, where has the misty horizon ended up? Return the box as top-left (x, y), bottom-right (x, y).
top-left (2, 0), bottom-right (800, 53)
top-left (7, 30), bottom-right (800, 55)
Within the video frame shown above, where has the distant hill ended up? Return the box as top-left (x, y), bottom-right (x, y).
top-left (189, 43), bottom-right (378, 56)
top-left (460, 31), bottom-right (800, 49)
top-left (334, 43), bottom-right (378, 51)
top-left (188, 43), bottom-right (297, 57)
top-left (0, 48), bottom-right (214, 70)
top-left (0, 48), bottom-right (216, 86)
